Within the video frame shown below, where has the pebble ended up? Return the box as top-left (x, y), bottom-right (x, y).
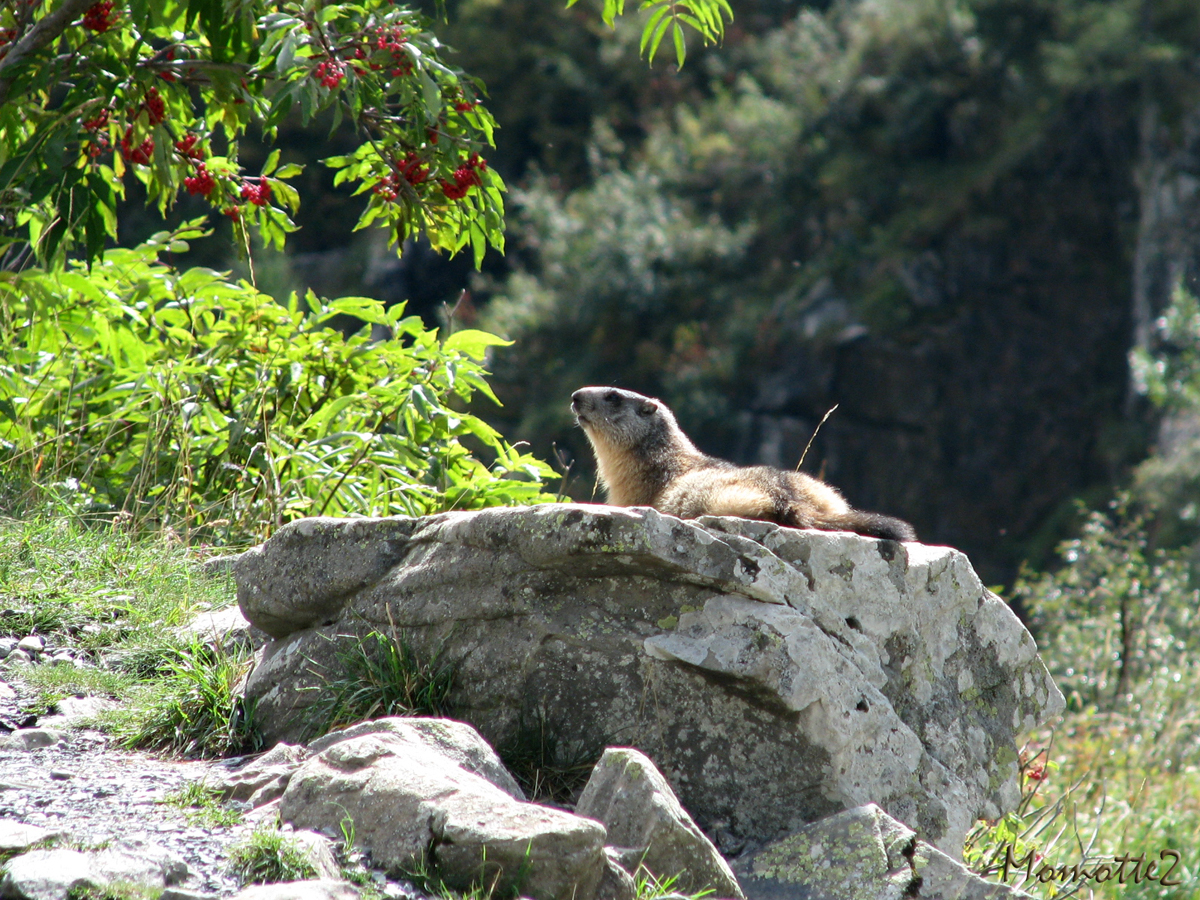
top-left (16, 635), bottom-right (45, 654)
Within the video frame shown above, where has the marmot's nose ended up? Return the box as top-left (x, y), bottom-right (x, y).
top-left (571, 390), bottom-right (584, 407)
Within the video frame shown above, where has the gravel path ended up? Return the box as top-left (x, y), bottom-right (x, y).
top-left (0, 677), bottom-right (256, 898)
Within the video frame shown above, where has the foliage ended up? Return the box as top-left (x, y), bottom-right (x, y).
top-left (0, 0), bottom-right (505, 268)
top-left (634, 869), bottom-right (713, 900)
top-left (0, 223), bottom-right (557, 544)
top-left (315, 622), bottom-right (457, 737)
top-left (0, 0), bottom-right (734, 270)
top-left (228, 824), bottom-right (319, 886)
top-left (961, 509), bottom-right (1200, 897)
top-left (119, 637), bottom-right (261, 759)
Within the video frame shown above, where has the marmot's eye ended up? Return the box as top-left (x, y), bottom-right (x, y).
top-left (605, 391), bottom-right (621, 404)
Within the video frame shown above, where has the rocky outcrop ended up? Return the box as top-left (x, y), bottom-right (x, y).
top-left (237, 504), bottom-right (1063, 856)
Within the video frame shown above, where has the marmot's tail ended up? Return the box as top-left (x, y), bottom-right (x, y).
top-left (837, 510), bottom-right (918, 542)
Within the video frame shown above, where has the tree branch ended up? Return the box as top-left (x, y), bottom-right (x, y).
top-left (0, 0), bottom-right (96, 107)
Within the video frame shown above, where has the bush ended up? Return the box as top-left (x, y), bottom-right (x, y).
top-left (0, 222), bottom-right (558, 544)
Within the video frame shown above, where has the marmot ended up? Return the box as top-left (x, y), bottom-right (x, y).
top-left (571, 386), bottom-right (917, 542)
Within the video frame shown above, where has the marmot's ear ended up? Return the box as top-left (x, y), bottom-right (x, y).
top-left (637, 400), bottom-right (657, 417)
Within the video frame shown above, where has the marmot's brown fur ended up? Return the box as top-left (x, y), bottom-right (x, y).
top-left (571, 386), bottom-right (917, 542)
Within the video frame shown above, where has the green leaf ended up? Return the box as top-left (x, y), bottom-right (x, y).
top-left (443, 329), bottom-right (512, 360)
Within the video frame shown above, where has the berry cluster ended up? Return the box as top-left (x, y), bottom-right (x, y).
top-left (82, 108), bottom-right (110, 131)
top-left (184, 164), bottom-right (215, 197)
top-left (313, 59), bottom-right (345, 89)
top-left (82, 0), bottom-right (117, 33)
top-left (143, 87), bottom-right (166, 125)
top-left (240, 179), bottom-right (272, 207)
top-left (174, 133), bottom-right (203, 160)
top-left (175, 134), bottom-right (213, 194)
top-left (440, 153), bottom-right (486, 201)
top-left (366, 23), bottom-right (413, 77)
top-left (120, 127), bottom-right (153, 165)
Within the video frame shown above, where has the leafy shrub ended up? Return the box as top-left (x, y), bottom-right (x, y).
top-left (0, 222), bottom-right (558, 544)
top-left (962, 508), bottom-right (1200, 897)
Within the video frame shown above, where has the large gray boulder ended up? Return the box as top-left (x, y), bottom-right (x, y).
top-left (238, 504), bottom-right (1063, 854)
top-left (277, 719), bottom-right (607, 900)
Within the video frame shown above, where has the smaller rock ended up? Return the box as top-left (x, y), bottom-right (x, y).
top-left (0, 821), bottom-right (62, 856)
top-left (231, 880), bottom-right (362, 900)
top-left (0, 637), bottom-right (16, 659)
top-left (7, 728), bottom-right (68, 750)
top-left (576, 748), bottom-right (743, 900)
top-left (161, 890), bottom-right (221, 900)
top-left (177, 604), bottom-right (265, 653)
top-left (49, 771), bottom-right (74, 781)
top-left (16, 636), bottom-right (45, 655)
top-left (4, 649), bottom-right (32, 666)
top-left (0, 847), bottom-right (95, 900)
top-left (283, 829), bottom-right (342, 881)
top-left (214, 742), bottom-right (310, 806)
top-left (732, 804), bottom-right (1033, 900)
top-left (47, 696), bottom-right (115, 725)
top-left (596, 849), bottom-right (637, 900)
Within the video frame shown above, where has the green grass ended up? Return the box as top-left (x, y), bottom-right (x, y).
top-left (227, 824), bottom-right (320, 887)
top-left (0, 514), bottom-right (231, 649)
top-left (314, 622), bottom-right (457, 737)
top-left (0, 513), bottom-right (257, 758)
top-left (966, 509), bottom-right (1200, 897)
top-left (162, 781), bottom-right (243, 828)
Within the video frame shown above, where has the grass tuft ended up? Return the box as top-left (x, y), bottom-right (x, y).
top-left (498, 707), bottom-right (605, 806)
top-left (117, 640), bottom-right (261, 759)
top-left (227, 824), bottom-right (320, 887)
top-left (315, 620), bottom-right (457, 737)
top-left (162, 781), bottom-right (243, 827)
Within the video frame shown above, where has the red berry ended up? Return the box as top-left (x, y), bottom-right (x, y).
top-left (120, 126), bottom-right (153, 165)
top-left (82, 0), bottom-right (117, 32)
top-left (184, 164), bottom-right (214, 197)
top-left (239, 180), bottom-right (271, 207)
top-left (143, 87), bottom-right (166, 125)
top-left (174, 134), bottom-right (204, 160)
top-left (223, 207), bottom-right (240, 220)
top-left (82, 109), bottom-right (110, 131)
top-left (313, 59), bottom-right (345, 89)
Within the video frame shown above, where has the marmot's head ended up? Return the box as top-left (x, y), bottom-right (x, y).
top-left (571, 386), bottom-right (675, 449)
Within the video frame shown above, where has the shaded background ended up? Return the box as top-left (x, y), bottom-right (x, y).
top-left (134, 0), bottom-right (1200, 587)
